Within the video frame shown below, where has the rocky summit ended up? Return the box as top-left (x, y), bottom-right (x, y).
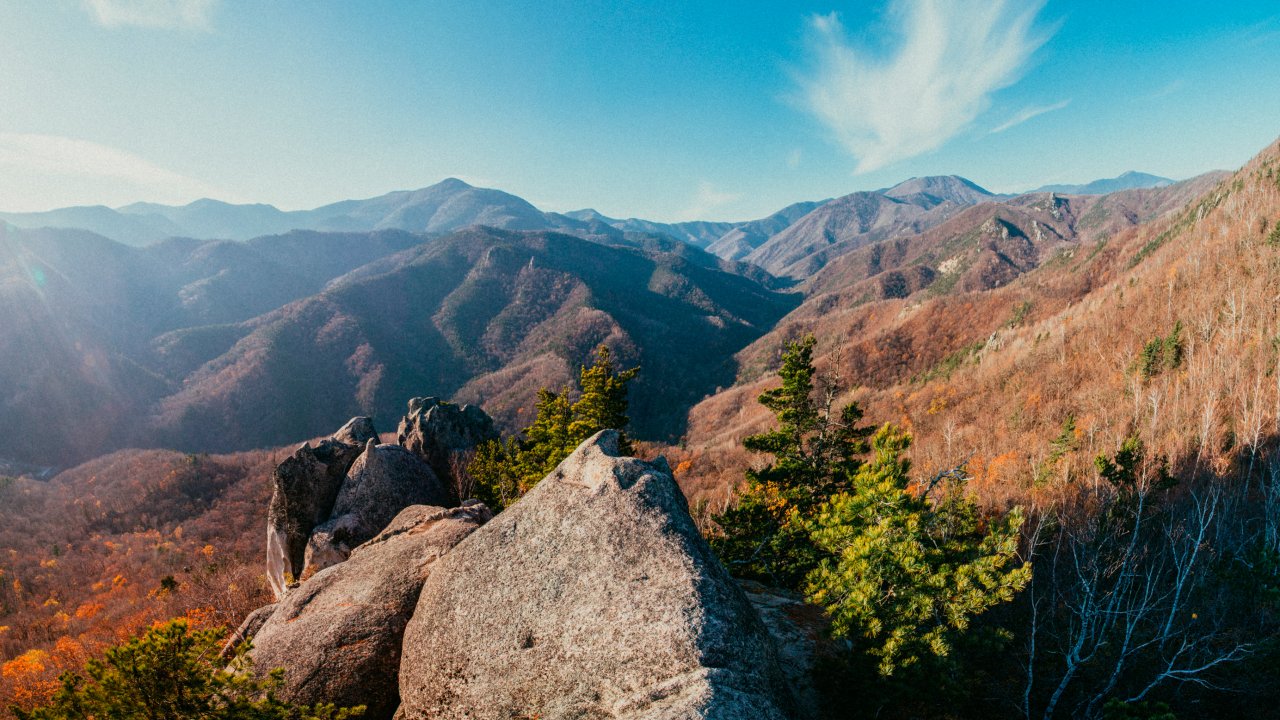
top-left (243, 417), bottom-right (807, 720)
top-left (241, 503), bottom-right (492, 720)
top-left (396, 396), bottom-right (498, 494)
top-left (398, 431), bottom-right (795, 719)
top-left (302, 440), bottom-right (453, 581)
top-left (265, 417), bottom-right (377, 599)
top-left (266, 401), bottom-right (497, 598)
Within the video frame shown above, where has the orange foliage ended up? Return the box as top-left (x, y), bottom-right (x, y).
top-left (0, 447), bottom-right (280, 714)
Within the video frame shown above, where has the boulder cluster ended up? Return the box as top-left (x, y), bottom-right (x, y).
top-left (236, 399), bottom-right (826, 720)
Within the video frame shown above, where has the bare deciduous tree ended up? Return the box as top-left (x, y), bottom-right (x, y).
top-left (1020, 452), bottom-right (1261, 720)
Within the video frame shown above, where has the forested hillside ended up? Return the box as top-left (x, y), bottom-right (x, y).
top-left (0, 224), bottom-right (795, 468)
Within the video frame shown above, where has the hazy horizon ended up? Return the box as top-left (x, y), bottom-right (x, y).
top-left (1, 0), bottom-right (1277, 221)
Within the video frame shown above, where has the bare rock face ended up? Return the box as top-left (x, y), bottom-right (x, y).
top-left (739, 581), bottom-right (842, 720)
top-left (398, 430), bottom-right (795, 720)
top-left (301, 440), bottom-right (455, 581)
top-left (396, 397), bottom-right (497, 493)
top-left (266, 417), bottom-right (377, 599)
top-left (248, 502), bottom-right (492, 720)
top-left (331, 416), bottom-right (379, 446)
top-left (220, 602), bottom-right (277, 660)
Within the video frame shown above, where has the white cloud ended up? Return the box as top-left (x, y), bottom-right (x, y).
top-left (990, 99), bottom-right (1070, 134)
top-left (797, 0), bottom-right (1052, 173)
top-left (0, 132), bottom-right (232, 211)
top-left (786, 148), bottom-right (804, 169)
top-left (83, 0), bottom-right (218, 30)
top-left (678, 181), bottom-right (740, 221)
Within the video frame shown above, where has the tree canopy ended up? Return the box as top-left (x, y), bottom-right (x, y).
top-left (712, 335), bottom-right (871, 587)
top-left (713, 334), bottom-right (1029, 675)
top-left (469, 345), bottom-right (639, 510)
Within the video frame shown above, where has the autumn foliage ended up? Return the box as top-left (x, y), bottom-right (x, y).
top-left (0, 450), bottom-right (278, 714)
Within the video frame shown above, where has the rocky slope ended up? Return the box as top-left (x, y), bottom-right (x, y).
top-left (234, 416), bottom-right (808, 720)
top-left (669, 143), bottom-right (1273, 518)
top-left (742, 176), bottom-right (996, 279)
top-left (250, 502), bottom-right (492, 720)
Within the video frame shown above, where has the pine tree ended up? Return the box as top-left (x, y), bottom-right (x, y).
top-left (806, 425), bottom-right (1030, 676)
top-left (468, 345), bottom-right (639, 510)
top-left (712, 335), bottom-right (871, 588)
top-left (569, 345), bottom-right (639, 455)
top-left (468, 435), bottom-right (522, 511)
top-left (521, 387), bottom-right (576, 480)
top-left (711, 335), bottom-right (1028, 677)
top-left (13, 620), bottom-right (363, 720)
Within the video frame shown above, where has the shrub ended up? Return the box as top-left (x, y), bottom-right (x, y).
top-left (12, 619), bottom-right (363, 720)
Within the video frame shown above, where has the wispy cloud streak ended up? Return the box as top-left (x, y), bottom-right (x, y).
top-left (991, 99), bottom-right (1070, 134)
top-left (83, 0), bottom-right (218, 30)
top-left (797, 0), bottom-right (1053, 172)
top-left (678, 181), bottom-right (740, 221)
top-left (0, 133), bottom-right (230, 210)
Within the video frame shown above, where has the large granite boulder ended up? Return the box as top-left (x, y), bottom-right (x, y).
top-left (397, 430), bottom-right (796, 719)
top-left (266, 417), bottom-right (378, 599)
top-left (301, 440), bottom-right (455, 581)
top-left (396, 397), bottom-right (497, 494)
top-left (248, 502), bottom-right (492, 720)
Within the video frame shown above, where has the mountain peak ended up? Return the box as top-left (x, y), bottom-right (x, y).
top-left (882, 175), bottom-right (994, 205)
top-left (434, 177), bottom-right (474, 191)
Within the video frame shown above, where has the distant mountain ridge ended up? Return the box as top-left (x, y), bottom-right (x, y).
top-left (0, 179), bottom-right (810, 255)
top-left (743, 175), bottom-right (997, 278)
top-left (0, 161), bottom-right (1237, 469)
top-left (1, 179), bottom-right (557, 246)
top-left (0, 171), bottom-right (1205, 283)
top-left (1032, 171), bottom-right (1174, 195)
top-left (0, 222), bottom-right (796, 467)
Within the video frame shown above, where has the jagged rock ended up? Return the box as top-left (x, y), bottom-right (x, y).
top-left (331, 416), bottom-right (379, 446)
top-left (248, 502), bottom-right (492, 720)
top-left (396, 397), bottom-right (497, 494)
top-left (398, 430), bottom-right (795, 720)
top-left (266, 417), bottom-right (376, 599)
top-left (739, 581), bottom-right (842, 720)
top-left (300, 440), bottom-right (454, 581)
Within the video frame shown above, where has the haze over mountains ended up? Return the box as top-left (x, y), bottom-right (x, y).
top-left (1031, 170), bottom-right (1174, 195)
top-left (0, 169), bottom-right (1176, 250)
top-left (0, 166), bottom-right (1221, 470)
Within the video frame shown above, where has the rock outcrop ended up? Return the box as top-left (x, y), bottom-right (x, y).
top-left (301, 440), bottom-right (454, 580)
top-left (396, 397), bottom-right (497, 492)
top-left (397, 430), bottom-right (795, 719)
top-left (739, 581), bottom-right (841, 720)
top-left (220, 603), bottom-right (277, 660)
top-left (331, 416), bottom-right (379, 446)
top-left (266, 417), bottom-right (378, 599)
top-left (246, 503), bottom-right (491, 720)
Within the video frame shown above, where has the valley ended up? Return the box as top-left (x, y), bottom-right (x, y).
top-left (2, 146), bottom-right (1277, 719)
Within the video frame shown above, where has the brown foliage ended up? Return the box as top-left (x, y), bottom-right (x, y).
top-left (677, 139), bottom-right (1280, 518)
top-left (0, 448), bottom-right (278, 713)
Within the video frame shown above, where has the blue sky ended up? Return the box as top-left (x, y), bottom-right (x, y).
top-left (1, 1), bottom-right (1279, 221)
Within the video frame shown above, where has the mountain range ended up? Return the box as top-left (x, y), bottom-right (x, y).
top-left (0, 166), bottom-right (1225, 470)
top-left (0, 170), bottom-right (1173, 254)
